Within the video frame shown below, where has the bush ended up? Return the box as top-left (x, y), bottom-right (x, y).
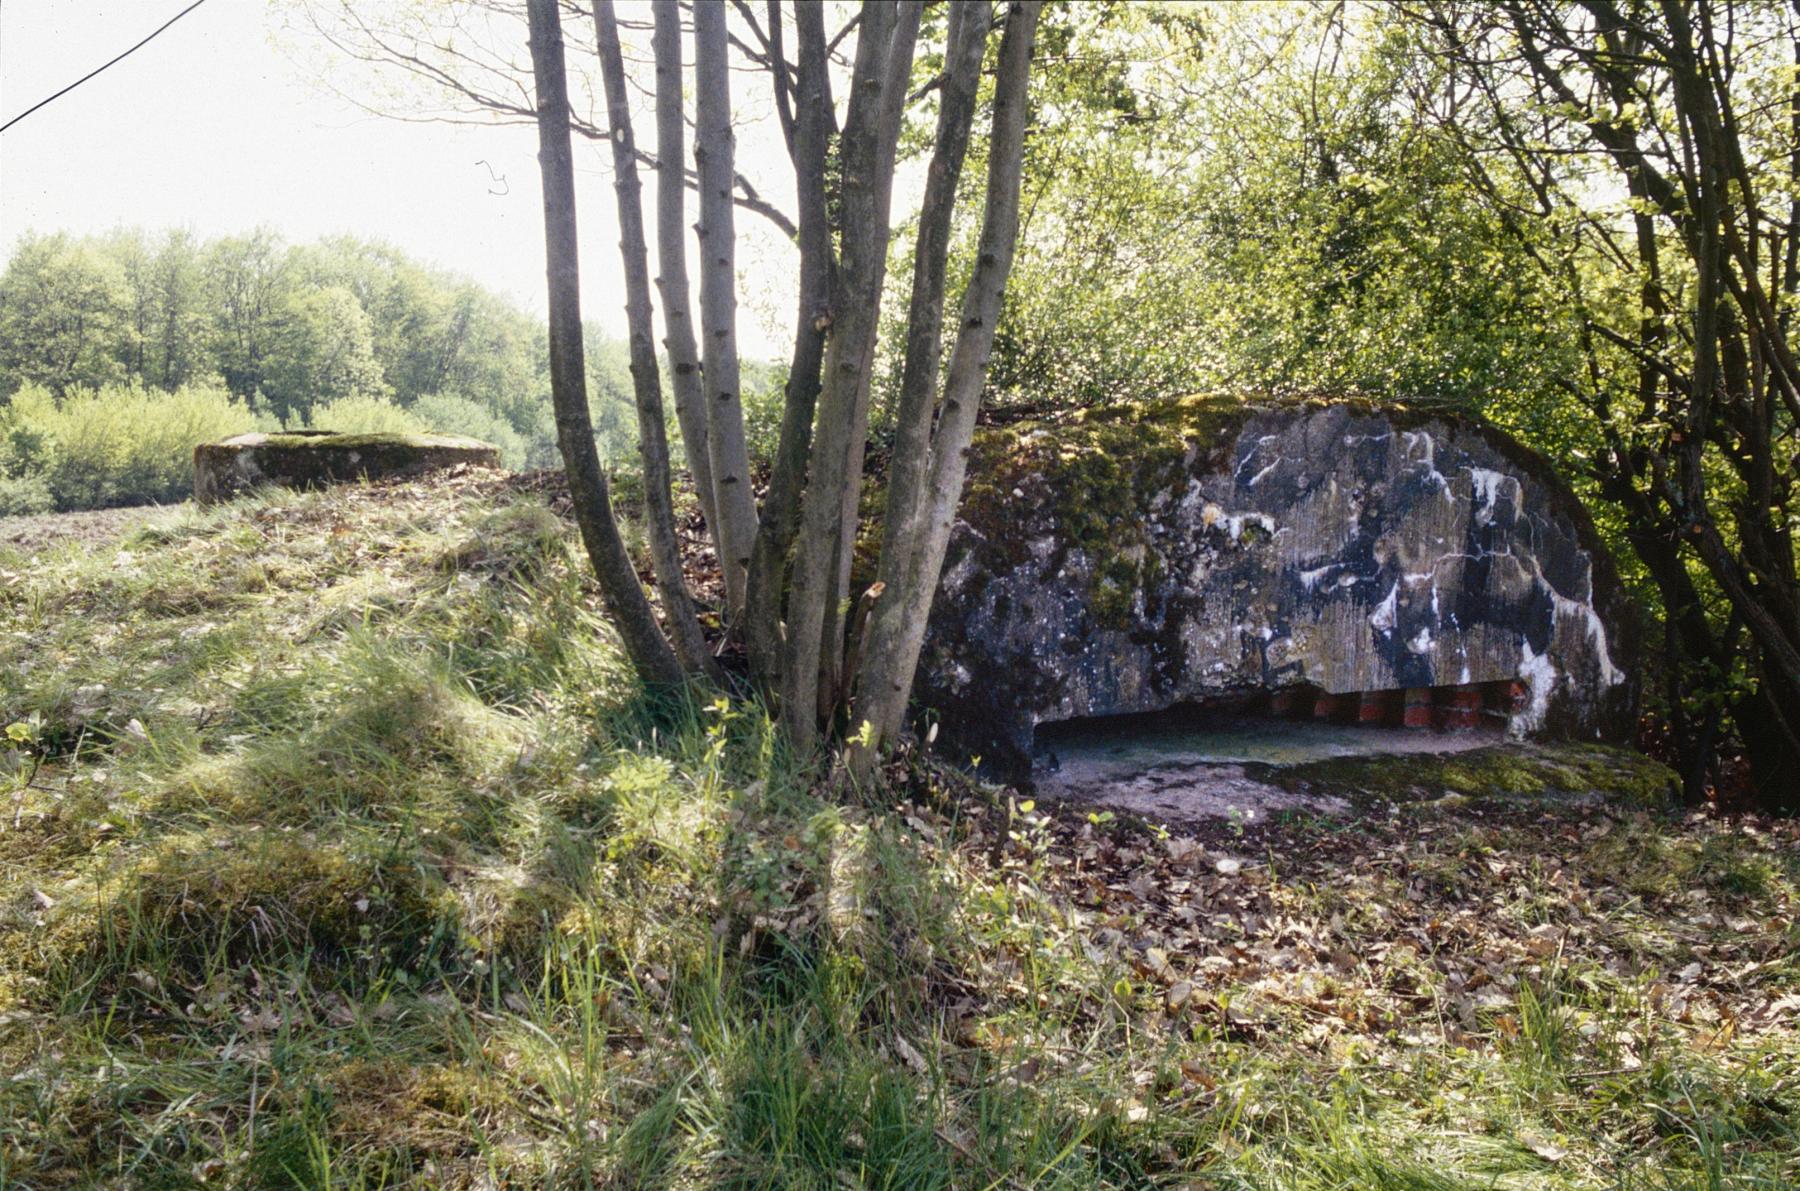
top-left (0, 472), bottom-right (54, 516)
top-left (409, 392), bottom-right (528, 467)
top-left (301, 393), bottom-right (423, 436)
top-left (0, 382), bottom-right (259, 511)
top-left (742, 362), bottom-right (790, 467)
top-left (504, 397), bottom-right (561, 468)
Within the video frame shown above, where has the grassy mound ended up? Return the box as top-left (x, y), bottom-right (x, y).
top-left (2, 476), bottom-right (1796, 1188)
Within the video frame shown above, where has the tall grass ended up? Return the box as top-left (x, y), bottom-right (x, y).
top-left (2, 480), bottom-right (1796, 1188)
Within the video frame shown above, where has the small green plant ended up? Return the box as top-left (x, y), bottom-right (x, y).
top-left (4, 715), bottom-right (43, 790)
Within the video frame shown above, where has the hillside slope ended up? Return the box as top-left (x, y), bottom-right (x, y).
top-left (2, 478), bottom-right (1797, 1189)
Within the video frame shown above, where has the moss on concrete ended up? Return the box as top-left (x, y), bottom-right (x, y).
top-left (951, 395), bottom-right (1487, 628)
top-left (256, 431), bottom-right (493, 452)
top-left (1260, 742), bottom-right (1677, 810)
top-left (956, 397), bottom-right (1254, 624)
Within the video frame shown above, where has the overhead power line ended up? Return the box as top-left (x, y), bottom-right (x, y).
top-left (0, 0), bottom-right (209, 135)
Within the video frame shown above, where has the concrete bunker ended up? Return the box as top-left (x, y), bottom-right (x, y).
top-left (913, 398), bottom-right (1637, 784)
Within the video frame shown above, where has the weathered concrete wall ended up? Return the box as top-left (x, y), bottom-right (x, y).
top-left (915, 399), bottom-right (1637, 779)
top-left (194, 431), bottom-right (499, 505)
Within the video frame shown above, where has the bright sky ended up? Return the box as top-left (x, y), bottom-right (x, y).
top-left (0, 0), bottom-right (802, 356)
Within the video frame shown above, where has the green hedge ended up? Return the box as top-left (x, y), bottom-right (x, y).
top-left (0, 383), bottom-right (260, 513)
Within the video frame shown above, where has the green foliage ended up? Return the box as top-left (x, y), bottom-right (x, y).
top-left (409, 393), bottom-right (529, 468)
top-left (968, 5), bottom-right (1573, 417)
top-left (303, 393), bottom-right (425, 437)
top-left (262, 284), bottom-right (389, 420)
top-left (0, 382), bottom-right (259, 511)
top-left (739, 357), bottom-right (791, 466)
top-left (0, 472), bottom-right (54, 518)
top-left (0, 227), bottom-right (694, 504)
top-left (0, 233), bottom-right (129, 395)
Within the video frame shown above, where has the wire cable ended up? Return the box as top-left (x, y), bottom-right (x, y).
top-left (1, 0), bottom-right (209, 135)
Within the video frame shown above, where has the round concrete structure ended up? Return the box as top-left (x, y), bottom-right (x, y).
top-left (194, 430), bottom-right (500, 505)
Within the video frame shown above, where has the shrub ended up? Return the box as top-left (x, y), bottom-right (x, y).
top-left (505, 397), bottom-right (562, 468)
top-left (410, 392), bottom-right (528, 467)
top-left (742, 361), bottom-right (790, 466)
top-left (301, 393), bottom-right (424, 436)
top-left (0, 381), bottom-right (259, 510)
top-left (0, 472), bottom-right (54, 516)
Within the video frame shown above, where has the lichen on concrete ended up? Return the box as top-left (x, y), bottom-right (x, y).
top-left (917, 397), bottom-right (1638, 780)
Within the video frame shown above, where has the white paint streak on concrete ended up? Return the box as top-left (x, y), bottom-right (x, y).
top-left (1515, 641), bottom-right (1559, 735)
top-left (1551, 590), bottom-right (1627, 688)
top-left (1468, 468), bottom-right (1518, 526)
top-left (1402, 430), bottom-right (1456, 503)
top-left (1370, 582), bottom-right (1398, 632)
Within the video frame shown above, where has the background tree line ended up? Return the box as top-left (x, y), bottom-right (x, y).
top-left (0, 227), bottom-right (785, 513)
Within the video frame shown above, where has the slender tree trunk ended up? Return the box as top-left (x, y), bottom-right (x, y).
top-left (693, 0), bottom-right (760, 623)
top-left (745, 0), bottom-right (835, 692)
top-left (766, 0), bottom-right (796, 151)
top-left (527, 0), bottom-right (684, 689)
top-left (869, 0), bottom-right (991, 650)
top-left (651, 0), bottom-right (719, 548)
top-left (592, 0), bottom-right (721, 683)
top-left (817, 2), bottom-right (926, 723)
top-left (853, 0), bottom-right (1041, 764)
top-left (780, 0), bottom-right (922, 749)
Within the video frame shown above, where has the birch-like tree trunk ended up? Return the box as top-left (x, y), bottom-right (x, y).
top-left (744, 0), bottom-right (835, 691)
top-left (591, 0), bottom-right (720, 683)
top-left (865, 0), bottom-right (991, 672)
top-left (780, 0), bottom-right (922, 749)
top-left (816, 3), bottom-right (927, 723)
top-left (693, 0), bottom-right (760, 623)
top-left (650, 0), bottom-right (718, 546)
top-left (525, 0), bottom-right (684, 689)
top-left (853, 0), bottom-right (1042, 763)
top-left (363, 0), bottom-right (1050, 763)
